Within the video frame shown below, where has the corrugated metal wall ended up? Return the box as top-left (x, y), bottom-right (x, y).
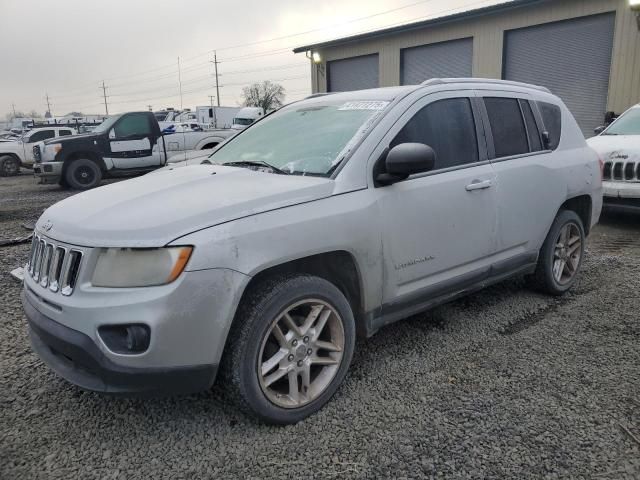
top-left (400, 37), bottom-right (473, 85)
top-left (503, 13), bottom-right (616, 135)
top-left (309, 0), bottom-right (640, 115)
top-left (327, 54), bottom-right (379, 91)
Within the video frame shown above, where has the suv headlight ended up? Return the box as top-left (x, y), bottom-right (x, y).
top-left (92, 246), bottom-right (193, 287)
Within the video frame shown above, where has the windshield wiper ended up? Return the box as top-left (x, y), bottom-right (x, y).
top-left (222, 160), bottom-right (290, 175)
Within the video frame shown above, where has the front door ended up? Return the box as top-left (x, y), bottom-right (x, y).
top-left (108, 113), bottom-right (160, 169)
top-left (374, 92), bottom-right (498, 311)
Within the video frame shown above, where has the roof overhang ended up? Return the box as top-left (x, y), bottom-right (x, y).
top-left (293, 0), bottom-right (547, 53)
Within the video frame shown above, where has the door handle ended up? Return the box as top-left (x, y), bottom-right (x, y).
top-left (465, 179), bottom-right (493, 191)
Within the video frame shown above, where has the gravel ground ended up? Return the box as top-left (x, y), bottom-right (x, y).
top-left (1, 174), bottom-right (639, 479)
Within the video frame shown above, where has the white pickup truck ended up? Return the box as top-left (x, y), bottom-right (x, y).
top-left (0, 126), bottom-right (76, 176)
top-left (33, 111), bottom-right (234, 189)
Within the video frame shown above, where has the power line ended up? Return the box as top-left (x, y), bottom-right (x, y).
top-left (28, 0), bottom-right (499, 111)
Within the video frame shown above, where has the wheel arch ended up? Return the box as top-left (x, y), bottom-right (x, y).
top-left (196, 137), bottom-right (224, 150)
top-left (560, 195), bottom-right (592, 235)
top-left (235, 250), bottom-right (367, 337)
top-left (61, 151), bottom-right (106, 178)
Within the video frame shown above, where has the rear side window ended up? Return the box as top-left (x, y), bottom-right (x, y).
top-left (484, 97), bottom-right (528, 158)
top-left (391, 97), bottom-right (478, 170)
top-left (538, 102), bottom-right (562, 150)
top-left (28, 130), bottom-right (55, 143)
top-left (59, 130), bottom-right (73, 136)
top-left (520, 100), bottom-right (542, 152)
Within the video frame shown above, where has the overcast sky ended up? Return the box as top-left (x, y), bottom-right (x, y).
top-left (0, 0), bottom-right (504, 118)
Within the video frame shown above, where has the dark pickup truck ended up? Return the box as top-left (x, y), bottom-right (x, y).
top-left (33, 111), bottom-right (232, 189)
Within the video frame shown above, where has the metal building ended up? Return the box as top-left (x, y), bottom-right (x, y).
top-left (294, 0), bottom-right (640, 135)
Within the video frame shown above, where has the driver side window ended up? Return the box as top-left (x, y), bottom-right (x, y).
top-left (391, 98), bottom-right (478, 170)
top-left (113, 114), bottom-right (152, 139)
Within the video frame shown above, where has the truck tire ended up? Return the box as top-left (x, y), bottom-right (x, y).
top-left (0, 155), bottom-right (20, 176)
top-left (221, 274), bottom-right (356, 424)
top-left (65, 159), bottom-right (102, 190)
top-left (529, 210), bottom-right (585, 296)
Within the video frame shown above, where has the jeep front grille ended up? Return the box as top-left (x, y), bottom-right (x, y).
top-left (603, 161), bottom-right (639, 182)
top-left (27, 234), bottom-right (83, 295)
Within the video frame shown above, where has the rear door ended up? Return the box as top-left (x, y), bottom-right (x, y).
top-left (479, 94), bottom-right (564, 260)
top-left (107, 113), bottom-right (160, 169)
top-left (375, 91), bottom-right (498, 309)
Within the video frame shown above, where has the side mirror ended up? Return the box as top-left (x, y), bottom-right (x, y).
top-left (108, 128), bottom-right (116, 139)
top-left (594, 125), bottom-right (606, 135)
top-left (377, 143), bottom-right (436, 185)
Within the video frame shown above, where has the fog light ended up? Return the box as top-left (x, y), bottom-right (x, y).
top-left (98, 324), bottom-right (150, 354)
top-left (126, 326), bottom-right (149, 352)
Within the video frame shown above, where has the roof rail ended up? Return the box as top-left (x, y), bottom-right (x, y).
top-left (421, 78), bottom-right (551, 93)
top-left (304, 92), bottom-right (336, 99)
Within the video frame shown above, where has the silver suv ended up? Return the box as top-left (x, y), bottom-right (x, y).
top-left (22, 79), bottom-right (602, 424)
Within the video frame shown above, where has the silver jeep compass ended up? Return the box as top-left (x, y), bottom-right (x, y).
top-left (22, 79), bottom-right (602, 424)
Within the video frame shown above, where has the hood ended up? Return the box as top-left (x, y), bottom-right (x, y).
top-left (36, 165), bottom-right (334, 247)
top-left (43, 132), bottom-right (96, 145)
top-left (587, 135), bottom-right (640, 163)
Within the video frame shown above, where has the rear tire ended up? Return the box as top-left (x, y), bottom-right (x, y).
top-left (221, 274), bottom-right (355, 424)
top-left (0, 155), bottom-right (20, 176)
top-left (65, 159), bottom-right (102, 190)
top-left (530, 210), bottom-right (585, 296)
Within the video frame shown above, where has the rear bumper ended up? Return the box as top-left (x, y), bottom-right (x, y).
top-left (23, 291), bottom-right (217, 395)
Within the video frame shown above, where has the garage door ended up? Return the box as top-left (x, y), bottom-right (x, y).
top-left (327, 54), bottom-right (379, 92)
top-left (503, 13), bottom-right (615, 136)
top-left (401, 38), bottom-right (473, 85)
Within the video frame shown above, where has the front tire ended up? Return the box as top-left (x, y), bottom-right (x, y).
top-left (530, 210), bottom-right (585, 296)
top-left (222, 274), bottom-right (356, 424)
top-left (0, 155), bottom-right (20, 176)
top-left (65, 159), bottom-right (102, 190)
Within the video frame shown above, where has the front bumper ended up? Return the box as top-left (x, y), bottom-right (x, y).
top-left (24, 291), bottom-right (216, 394)
top-left (602, 181), bottom-right (640, 211)
top-left (33, 161), bottom-right (63, 183)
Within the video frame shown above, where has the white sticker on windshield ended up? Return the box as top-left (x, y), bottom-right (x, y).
top-left (338, 101), bottom-right (389, 111)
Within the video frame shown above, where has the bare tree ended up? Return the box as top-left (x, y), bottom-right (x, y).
top-left (241, 81), bottom-right (285, 111)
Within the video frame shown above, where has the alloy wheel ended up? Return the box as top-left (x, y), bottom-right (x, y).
top-left (257, 299), bottom-right (345, 408)
top-left (553, 222), bottom-right (582, 285)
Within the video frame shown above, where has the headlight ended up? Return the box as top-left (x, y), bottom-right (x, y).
top-left (91, 246), bottom-right (193, 287)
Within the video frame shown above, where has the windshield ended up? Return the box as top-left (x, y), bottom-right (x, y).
top-left (233, 118), bottom-right (254, 126)
top-left (604, 108), bottom-right (640, 135)
top-left (211, 100), bottom-right (389, 175)
top-left (93, 114), bottom-right (122, 134)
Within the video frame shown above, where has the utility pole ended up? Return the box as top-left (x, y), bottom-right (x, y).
top-left (208, 95), bottom-right (217, 127)
top-left (45, 93), bottom-right (52, 117)
top-left (211, 52), bottom-right (221, 106)
top-left (101, 81), bottom-right (109, 115)
top-left (11, 103), bottom-right (16, 117)
top-left (177, 56), bottom-right (184, 111)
